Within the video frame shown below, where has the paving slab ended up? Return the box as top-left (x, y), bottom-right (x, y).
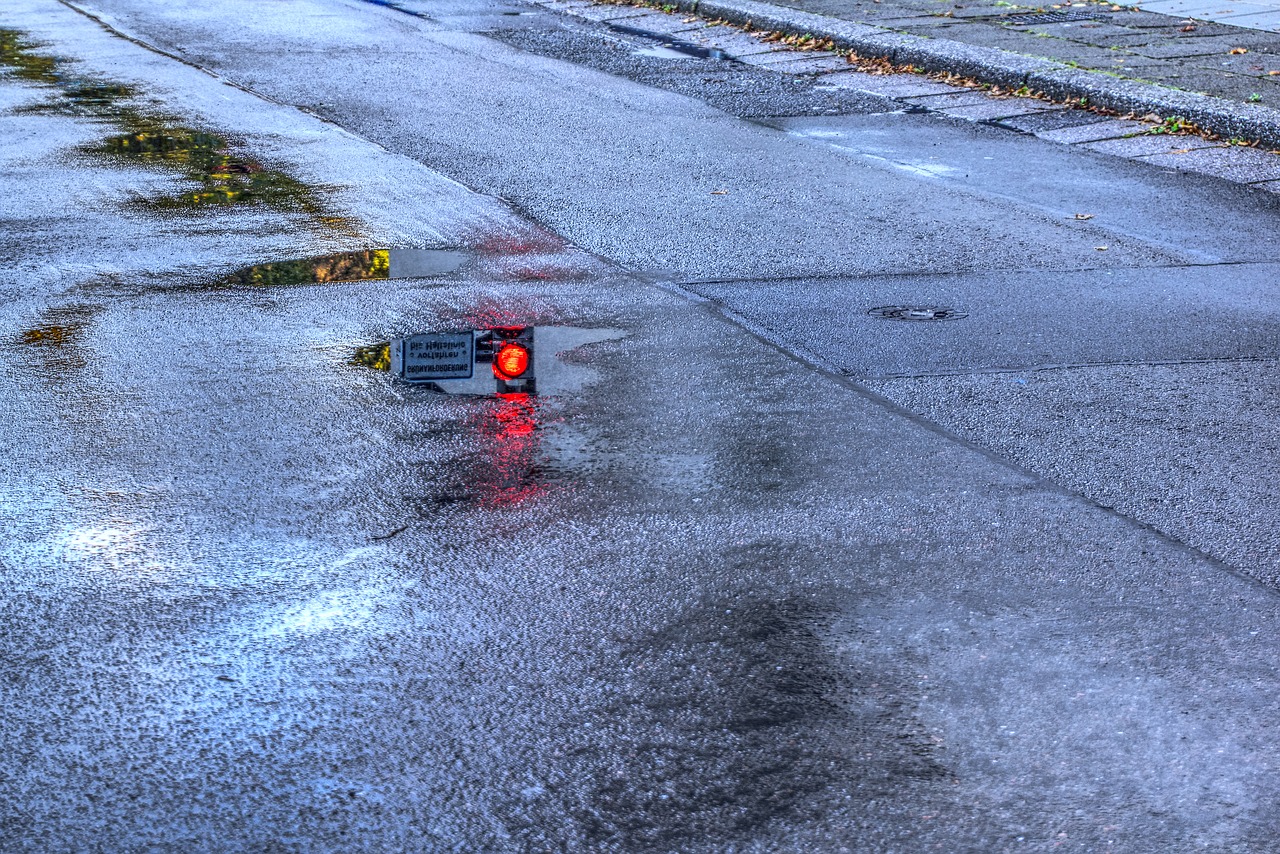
top-left (1138, 140), bottom-right (1280, 178)
top-left (937, 97), bottom-right (1061, 119)
top-left (991, 106), bottom-right (1109, 132)
top-left (1083, 132), bottom-right (1220, 155)
top-left (1036, 117), bottom-right (1157, 142)
top-left (901, 89), bottom-right (996, 107)
top-left (815, 70), bottom-right (968, 97)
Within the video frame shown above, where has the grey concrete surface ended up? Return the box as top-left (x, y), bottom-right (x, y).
top-left (4, 0), bottom-right (1280, 850)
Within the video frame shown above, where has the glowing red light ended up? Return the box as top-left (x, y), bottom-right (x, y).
top-left (493, 343), bottom-right (529, 380)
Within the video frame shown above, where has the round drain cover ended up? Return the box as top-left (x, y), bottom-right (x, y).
top-left (867, 305), bottom-right (967, 322)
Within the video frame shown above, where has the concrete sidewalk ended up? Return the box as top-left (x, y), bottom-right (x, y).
top-left (588, 0), bottom-right (1280, 146)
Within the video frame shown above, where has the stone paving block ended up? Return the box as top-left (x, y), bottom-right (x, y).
top-left (1047, 23), bottom-right (1162, 47)
top-left (1084, 132), bottom-right (1218, 155)
top-left (1036, 117), bottom-right (1155, 142)
top-left (1130, 35), bottom-right (1266, 57)
top-left (1138, 0), bottom-right (1276, 16)
top-left (694, 29), bottom-right (788, 56)
top-left (871, 15), bottom-right (959, 28)
top-left (575, 3), bottom-right (659, 21)
top-left (1138, 142), bottom-right (1280, 180)
top-left (1207, 54), bottom-right (1280, 78)
top-left (990, 106), bottom-right (1101, 133)
top-left (903, 89), bottom-right (995, 107)
top-left (818, 71), bottom-right (969, 97)
top-left (1221, 10), bottom-right (1280, 32)
top-left (1104, 9), bottom-right (1208, 28)
top-left (604, 8), bottom-right (691, 31)
top-left (940, 97), bottom-right (1062, 119)
top-left (741, 49), bottom-right (839, 64)
top-left (744, 53), bottom-right (848, 73)
top-left (811, 68), bottom-right (893, 89)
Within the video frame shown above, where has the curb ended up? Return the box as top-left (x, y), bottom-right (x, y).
top-left (660, 0), bottom-right (1280, 148)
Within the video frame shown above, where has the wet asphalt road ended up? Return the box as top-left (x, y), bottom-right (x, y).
top-left (3, 0), bottom-right (1280, 850)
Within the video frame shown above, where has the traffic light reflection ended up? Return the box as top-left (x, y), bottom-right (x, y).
top-left (470, 393), bottom-right (545, 508)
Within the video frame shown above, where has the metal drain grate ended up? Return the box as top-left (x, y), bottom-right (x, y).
top-left (867, 305), bottom-right (968, 321)
top-left (1004, 9), bottom-right (1102, 24)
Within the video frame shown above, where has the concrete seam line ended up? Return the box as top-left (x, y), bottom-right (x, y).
top-left (632, 0), bottom-right (1280, 148)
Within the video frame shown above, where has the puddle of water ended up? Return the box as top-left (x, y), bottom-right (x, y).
top-left (220, 248), bottom-right (467, 288)
top-left (387, 248), bottom-right (469, 278)
top-left (608, 23), bottom-right (729, 60)
top-left (350, 325), bottom-right (625, 401)
top-left (350, 342), bottom-right (391, 371)
top-left (0, 29), bottom-right (60, 85)
top-left (358, 0), bottom-right (429, 18)
top-left (1, 27), bottom-right (334, 219)
top-left (11, 304), bottom-right (104, 381)
top-left (87, 116), bottom-right (327, 214)
top-left (412, 391), bottom-right (549, 510)
top-left (634, 41), bottom-right (728, 60)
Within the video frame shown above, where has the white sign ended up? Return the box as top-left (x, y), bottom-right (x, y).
top-left (392, 332), bottom-right (474, 381)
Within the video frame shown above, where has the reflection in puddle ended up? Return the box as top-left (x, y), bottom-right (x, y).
top-left (1, 27), bottom-right (334, 219)
top-left (12, 304), bottom-right (103, 381)
top-left (0, 29), bottom-right (60, 84)
top-left (608, 24), bottom-right (729, 60)
top-left (350, 324), bottom-right (625, 400)
top-left (414, 393), bottom-right (547, 511)
top-left (351, 342), bottom-right (391, 371)
top-left (480, 393), bottom-right (545, 507)
top-left (89, 119), bottom-right (327, 214)
top-left (220, 248), bottom-right (467, 288)
top-left (635, 43), bottom-right (727, 60)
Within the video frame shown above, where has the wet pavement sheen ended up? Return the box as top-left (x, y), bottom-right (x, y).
top-left (4, 0), bottom-right (1280, 850)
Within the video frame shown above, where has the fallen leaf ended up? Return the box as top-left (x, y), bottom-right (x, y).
top-left (1180, 24), bottom-right (1196, 31)
top-left (1170, 147), bottom-right (1193, 153)
top-left (710, 190), bottom-right (729, 195)
top-left (1095, 245), bottom-right (1109, 251)
top-left (1270, 70), bottom-right (1280, 76)
top-left (1230, 47), bottom-right (1249, 54)
top-left (1073, 213), bottom-right (1095, 220)
top-left (683, 16), bottom-right (698, 22)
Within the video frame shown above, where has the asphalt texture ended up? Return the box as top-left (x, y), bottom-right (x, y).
top-left (4, 0), bottom-right (1280, 850)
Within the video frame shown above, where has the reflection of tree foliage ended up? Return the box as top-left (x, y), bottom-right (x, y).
top-left (350, 342), bottom-right (391, 371)
top-left (13, 304), bottom-right (104, 381)
top-left (1, 27), bottom-right (331, 218)
top-left (0, 29), bottom-right (60, 84)
top-left (222, 251), bottom-right (390, 288)
top-left (92, 114), bottom-right (328, 214)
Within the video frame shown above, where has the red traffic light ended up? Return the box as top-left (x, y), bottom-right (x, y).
top-left (492, 342), bottom-right (530, 380)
